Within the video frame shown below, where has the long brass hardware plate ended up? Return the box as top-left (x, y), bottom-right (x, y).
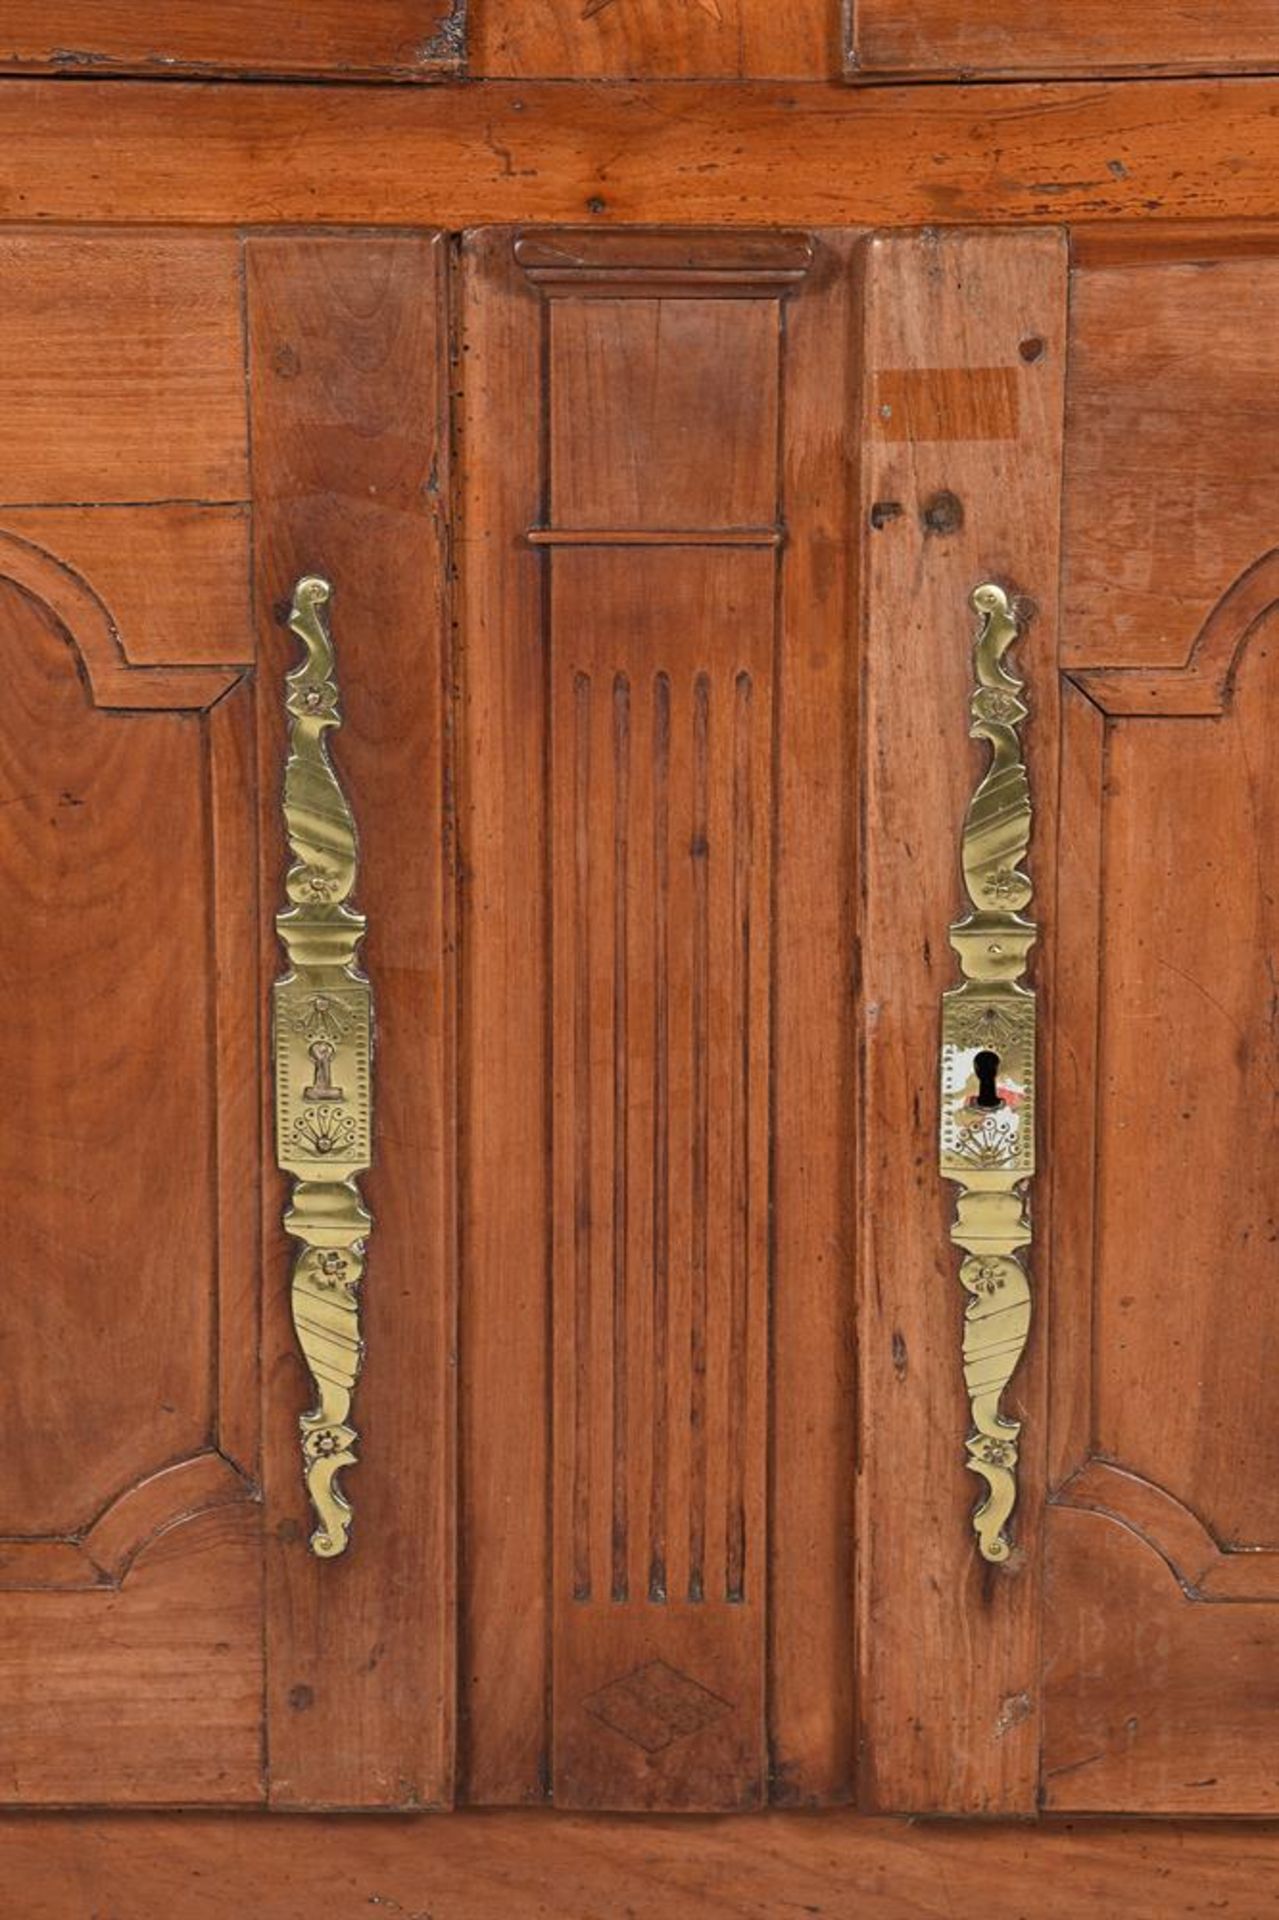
top-left (273, 576), bottom-right (372, 1559)
top-left (940, 582), bottom-right (1036, 1565)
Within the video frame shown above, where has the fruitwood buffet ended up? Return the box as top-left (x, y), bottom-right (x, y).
top-left (1, 6), bottom-right (1277, 1913)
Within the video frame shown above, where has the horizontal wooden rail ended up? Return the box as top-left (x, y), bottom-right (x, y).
top-left (0, 78), bottom-right (1276, 229)
top-left (4, 1810), bottom-right (1279, 1915)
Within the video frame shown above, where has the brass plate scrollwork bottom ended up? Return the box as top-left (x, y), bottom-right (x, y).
top-left (940, 583), bottom-right (1036, 1565)
top-left (273, 577), bottom-right (372, 1559)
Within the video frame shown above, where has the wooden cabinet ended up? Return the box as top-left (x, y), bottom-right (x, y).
top-left (3, 216), bottom-right (1275, 1831)
top-left (0, 24), bottom-right (1277, 1911)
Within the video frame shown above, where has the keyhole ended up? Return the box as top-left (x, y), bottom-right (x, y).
top-left (971, 1050), bottom-right (1004, 1110)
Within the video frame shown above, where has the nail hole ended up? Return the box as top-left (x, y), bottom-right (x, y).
top-left (870, 500), bottom-right (903, 529)
top-left (921, 490), bottom-right (964, 537)
top-left (1018, 336), bottom-right (1046, 363)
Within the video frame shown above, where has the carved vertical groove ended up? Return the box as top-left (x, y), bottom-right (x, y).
top-left (649, 671), bottom-right (672, 1604)
top-left (611, 672), bottom-right (631, 1603)
top-left (689, 670), bottom-right (712, 1604)
top-left (727, 669), bottom-right (753, 1602)
top-left (572, 668), bottom-right (594, 1601)
top-left (559, 651), bottom-right (768, 1610)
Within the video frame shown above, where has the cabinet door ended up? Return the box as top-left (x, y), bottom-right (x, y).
top-left (1042, 245), bottom-right (1279, 1815)
top-left (0, 229), bottom-right (452, 1808)
top-left (858, 227), bottom-right (1279, 1818)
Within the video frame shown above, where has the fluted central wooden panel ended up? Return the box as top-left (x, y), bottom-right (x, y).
top-left (461, 229), bottom-right (856, 1811)
top-left (551, 546), bottom-right (772, 1594)
top-left (535, 257), bottom-right (787, 1810)
top-left (550, 545), bottom-right (773, 1807)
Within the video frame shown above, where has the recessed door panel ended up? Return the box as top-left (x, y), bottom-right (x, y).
top-left (0, 580), bottom-right (222, 1537)
top-left (1045, 254), bottom-right (1279, 1814)
top-left (0, 519), bottom-right (261, 1803)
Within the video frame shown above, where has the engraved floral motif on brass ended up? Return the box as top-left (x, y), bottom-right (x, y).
top-left (273, 576), bottom-right (372, 1558)
top-left (940, 583), bottom-right (1036, 1565)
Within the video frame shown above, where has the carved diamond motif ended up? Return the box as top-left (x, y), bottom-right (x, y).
top-left (583, 1660), bottom-right (731, 1754)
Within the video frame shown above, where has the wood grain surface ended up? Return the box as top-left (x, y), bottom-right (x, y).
top-left (471, 0), bottom-right (834, 78)
top-left (1062, 259), bottom-right (1279, 670)
top-left (856, 227), bottom-right (1067, 1814)
top-left (455, 228), bottom-right (551, 1806)
top-left (0, 506), bottom-right (251, 666)
top-left (12, 0), bottom-right (1279, 84)
top-left (248, 232), bottom-right (456, 1809)
top-left (4, 1810), bottom-right (1279, 1919)
top-left (0, 423), bottom-right (261, 1804)
top-left (0, 232), bottom-right (246, 504)
top-left (0, 0), bottom-right (464, 78)
top-left (457, 227), bottom-right (858, 1810)
top-left (0, 79), bottom-right (1277, 229)
top-left (849, 0), bottom-right (1279, 80)
top-left (766, 230), bottom-right (859, 1809)
top-left (1043, 252), bottom-right (1279, 1814)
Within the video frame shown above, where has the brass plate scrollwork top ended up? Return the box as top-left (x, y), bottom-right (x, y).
top-left (274, 576), bottom-right (372, 1559)
top-left (940, 583), bottom-right (1036, 1566)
